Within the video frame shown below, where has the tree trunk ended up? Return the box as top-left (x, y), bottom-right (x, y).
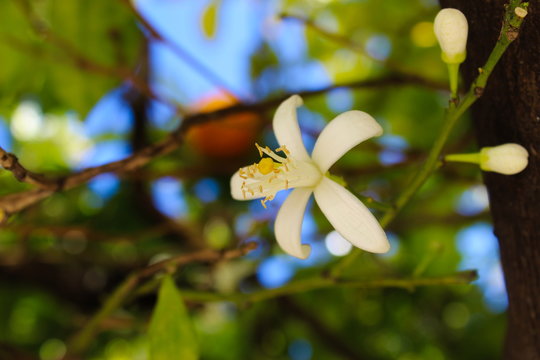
top-left (439, 1), bottom-right (540, 358)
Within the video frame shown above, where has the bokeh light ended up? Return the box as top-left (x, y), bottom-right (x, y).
top-left (0, 117), bottom-right (13, 151)
top-left (456, 185), bottom-right (489, 216)
top-left (325, 230), bottom-right (353, 256)
top-left (410, 21), bottom-right (437, 48)
top-left (288, 339), bottom-right (313, 360)
top-left (151, 177), bottom-right (188, 218)
top-left (194, 177), bottom-right (221, 203)
top-left (11, 101), bottom-right (43, 141)
top-left (365, 34), bottom-right (392, 61)
top-left (39, 339), bottom-right (66, 360)
top-left (257, 255), bottom-right (296, 288)
top-left (457, 222), bottom-right (508, 312)
top-left (88, 174), bottom-right (121, 201)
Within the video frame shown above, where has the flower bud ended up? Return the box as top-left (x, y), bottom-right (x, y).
top-left (514, 7), bottom-right (528, 19)
top-left (434, 8), bottom-right (468, 64)
top-left (480, 143), bottom-right (528, 175)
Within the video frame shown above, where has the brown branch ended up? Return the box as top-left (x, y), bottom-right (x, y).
top-left (68, 241), bottom-right (258, 355)
top-left (0, 147), bottom-right (56, 188)
top-left (177, 74), bottom-right (448, 132)
top-left (0, 133), bottom-right (180, 216)
top-left (0, 75), bottom-right (443, 218)
top-left (4, 221), bottom-right (188, 244)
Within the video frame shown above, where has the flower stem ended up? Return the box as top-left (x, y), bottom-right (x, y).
top-left (330, 0), bottom-right (528, 278)
top-left (448, 63), bottom-right (460, 99)
top-left (445, 152), bottom-right (482, 164)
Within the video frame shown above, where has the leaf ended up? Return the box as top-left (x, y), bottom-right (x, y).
top-left (201, 0), bottom-right (219, 39)
top-left (44, 0), bottom-right (142, 117)
top-left (0, 0), bottom-right (142, 117)
top-left (148, 275), bottom-right (199, 360)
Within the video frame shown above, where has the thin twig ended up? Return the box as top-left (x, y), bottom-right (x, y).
top-left (0, 133), bottom-right (179, 215)
top-left (120, 0), bottom-right (250, 101)
top-left (68, 241), bottom-right (258, 354)
top-left (178, 270), bottom-right (478, 303)
top-left (279, 13), bottom-right (440, 86)
top-left (0, 147), bottom-right (56, 188)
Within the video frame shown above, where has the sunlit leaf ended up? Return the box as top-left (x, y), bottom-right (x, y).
top-left (0, 0), bottom-right (141, 117)
top-left (148, 275), bottom-right (199, 360)
top-left (201, 0), bottom-right (220, 39)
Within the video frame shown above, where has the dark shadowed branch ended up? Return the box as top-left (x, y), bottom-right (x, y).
top-left (0, 75), bottom-right (445, 219)
top-left (68, 241), bottom-right (258, 355)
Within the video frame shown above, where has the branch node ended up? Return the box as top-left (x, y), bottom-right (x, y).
top-left (506, 27), bottom-right (519, 41)
top-left (474, 86), bottom-right (485, 98)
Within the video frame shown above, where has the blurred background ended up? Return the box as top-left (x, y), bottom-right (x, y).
top-left (0, 0), bottom-right (506, 359)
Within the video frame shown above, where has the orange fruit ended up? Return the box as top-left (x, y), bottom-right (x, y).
top-left (186, 92), bottom-right (260, 158)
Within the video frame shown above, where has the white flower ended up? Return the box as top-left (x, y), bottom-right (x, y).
top-left (434, 8), bottom-right (468, 64)
top-left (480, 143), bottom-right (528, 175)
top-left (230, 95), bottom-right (389, 259)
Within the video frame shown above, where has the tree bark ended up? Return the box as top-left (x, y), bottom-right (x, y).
top-left (439, 1), bottom-right (540, 358)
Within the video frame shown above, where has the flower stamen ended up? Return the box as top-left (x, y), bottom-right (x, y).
top-left (260, 195), bottom-right (274, 209)
top-left (256, 143), bottom-right (287, 162)
top-left (238, 143), bottom-right (321, 208)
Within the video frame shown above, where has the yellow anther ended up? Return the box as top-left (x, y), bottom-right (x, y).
top-left (257, 157), bottom-right (275, 175)
top-left (260, 195), bottom-right (274, 209)
top-left (239, 168), bottom-right (247, 179)
top-left (255, 143), bottom-right (264, 157)
top-left (276, 145), bottom-right (290, 155)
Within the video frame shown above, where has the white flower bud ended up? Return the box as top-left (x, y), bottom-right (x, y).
top-left (480, 143), bottom-right (529, 175)
top-left (434, 8), bottom-right (468, 64)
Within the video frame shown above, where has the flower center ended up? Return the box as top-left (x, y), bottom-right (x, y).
top-left (238, 143), bottom-right (321, 208)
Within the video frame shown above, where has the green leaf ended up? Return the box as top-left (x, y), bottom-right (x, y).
top-left (148, 275), bottom-right (199, 360)
top-left (0, 0), bottom-right (142, 117)
top-left (201, 0), bottom-right (219, 39)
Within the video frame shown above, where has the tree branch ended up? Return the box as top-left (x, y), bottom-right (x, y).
top-left (68, 241), bottom-right (258, 355)
top-left (0, 75), bottom-right (443, 219)
top-left (119, 0), bottom-right (250, 101)
top-left (0, 133), bottom-right (179, 216)
top-left (0, 147), bottom-right (56, 188)
top-left (279, 13), bottom-right (444, 89)
top-left (179, 270), bottom-right (478, 303)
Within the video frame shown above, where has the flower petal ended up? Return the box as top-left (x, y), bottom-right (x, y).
top-left (313, 177), bottom-right (389, 253)
top-left (274, 188), bottom-right (313, 259)
top-left (311, 110), bottom-right (383, 173)
top-left (230, 170), bottom-right (264, 200)
top-left (272, 95), bottom-right (311, 161)
top-left (230, 171), bottom-right (249, 200)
